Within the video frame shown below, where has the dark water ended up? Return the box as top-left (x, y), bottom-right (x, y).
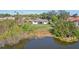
top-left (1, 37), bottom-right (79, 49)
top-left (24, 37), bottom-right (79, 49)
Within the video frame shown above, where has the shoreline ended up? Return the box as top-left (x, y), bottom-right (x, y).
top-left (0, 30), bottom-right (78, 48)
top-left (0, 31), bottom-right (53, 48)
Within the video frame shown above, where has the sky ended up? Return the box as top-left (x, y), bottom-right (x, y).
top-left (0, 10), bottom-right (49, 15)
top-left (0, 10), bottom-right (79, 15)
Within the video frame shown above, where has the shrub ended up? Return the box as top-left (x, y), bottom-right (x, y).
top-left (50, 15), bottom-right (78, 38)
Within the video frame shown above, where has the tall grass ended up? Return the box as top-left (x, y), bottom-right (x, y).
top-left (0, 20), bottom-right (21, 40)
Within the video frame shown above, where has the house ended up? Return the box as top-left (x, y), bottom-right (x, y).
top-left (31, 18), bottom-right (48, 24)
top-left (0, 16), bottom-right (15, 22)
top-left (0, 17), bottom-right (15, 20)
top-left (67, 16), bottom-right (79, 27)
top-left (16, 17), bottom-right (49, 25)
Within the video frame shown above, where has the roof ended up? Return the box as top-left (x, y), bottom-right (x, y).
top-left (67, 16), bottom-right (79, 22)
top-left (32, 18), bottom-right (48, 22)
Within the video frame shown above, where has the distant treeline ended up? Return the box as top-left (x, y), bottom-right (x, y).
top-left (0, 14), bottom-right (13, 17)
top-left (0, 10), bottom-right (78, 19)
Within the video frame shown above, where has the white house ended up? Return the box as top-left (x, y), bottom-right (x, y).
top-left (31, 19), bottom-right (48, 24)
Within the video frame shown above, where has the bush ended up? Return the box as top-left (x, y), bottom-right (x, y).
top-left (21, 23), bottom-right (32, 32)
top-left (0, 20), bottom-right (21, 40)
top-left (50, 15), bottom-right (78, 38)
top-left (73, 29), bottom-right (79, 38)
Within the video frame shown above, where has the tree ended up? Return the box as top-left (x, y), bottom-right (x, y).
top-left (47, 10), bottom-right (57, 19)
top-left (15, 12), bottom-right (20, 20)
top-left (0, 13), bottom-right (11, 17)
top-left (48, 10), bottom-right (57, 15)
top-left (39, 13), bottom-right (48, 19)
top-left (72, 13), bottom-right (78, 17)
top-left (50, 15), bottom-right (58, 25)
top-left (50, 14), bottom-right (78, 38)
top-left (57, 10), bottom-right (70, 20)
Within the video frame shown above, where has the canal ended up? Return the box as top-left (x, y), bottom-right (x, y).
top-left (1, 37), bottom-right (79, 49)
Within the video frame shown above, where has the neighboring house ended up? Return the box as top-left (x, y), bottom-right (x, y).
top-left (67, 16), bottom-right (79, 27)
top-left (0, 16), bottom-right (49, 25)
top-left (0, 17), bottom-right (15, 21)
top-left (31, 18), bottom-right (48, 24)
top-left (4, 17), bottom-right (15, 20)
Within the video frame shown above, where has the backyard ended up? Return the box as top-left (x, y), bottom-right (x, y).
top-left (0, 10), bottom-right (79, 49)
top-left (20, 23), bottom-right (52, 38)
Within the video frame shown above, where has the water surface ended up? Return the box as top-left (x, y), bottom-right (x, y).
top-left (1, 37), bottom-right (79, 49)
top-left (24, 37), bottom-right (79, 49)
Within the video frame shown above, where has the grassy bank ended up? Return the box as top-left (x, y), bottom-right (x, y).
top-left (21, 23), bottom-right (51, 31)
top-left (20, 23), bottom-right (52, 38)
top-left (53, 36), bottom-right (78, 43)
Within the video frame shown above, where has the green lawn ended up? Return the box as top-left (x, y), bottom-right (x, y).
top-left (31, 24), bottom-right (51, 30)
top-left (21, 23), bottom-right (51, 32)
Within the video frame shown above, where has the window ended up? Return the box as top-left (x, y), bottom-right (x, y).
top-left (38, 22), bottom-right (42, 24)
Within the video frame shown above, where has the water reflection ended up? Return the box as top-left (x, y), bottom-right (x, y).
top-left (24, 37), bottom-right (79, 49)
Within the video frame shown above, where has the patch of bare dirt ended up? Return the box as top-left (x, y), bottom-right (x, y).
top-left (33, 30), bottom-right (52, 38)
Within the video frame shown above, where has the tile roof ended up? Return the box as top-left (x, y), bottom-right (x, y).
top-left (67, 16), bottom-right (79, 22)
